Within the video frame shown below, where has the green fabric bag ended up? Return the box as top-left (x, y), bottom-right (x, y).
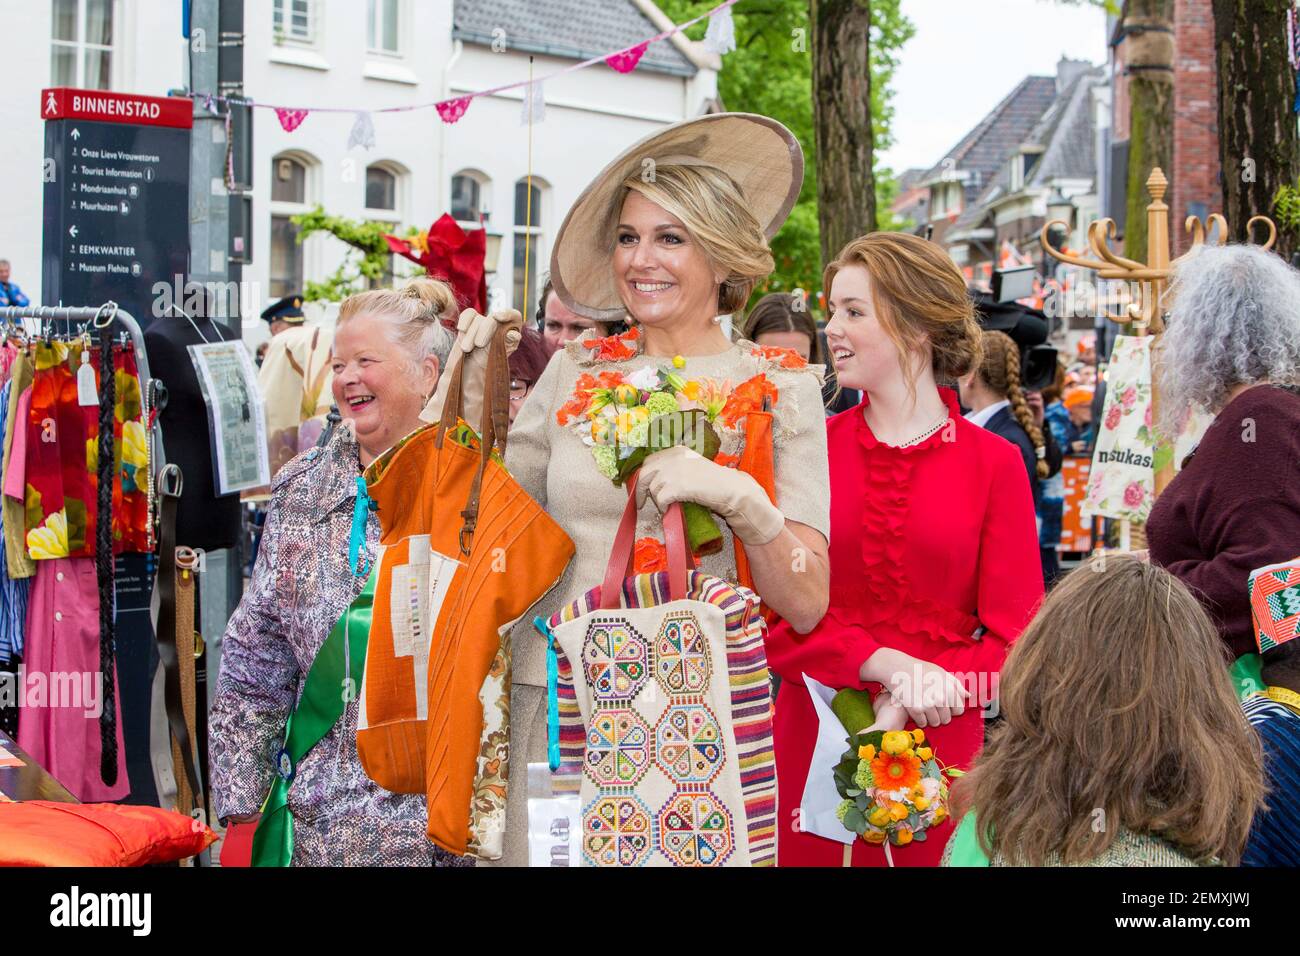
top-left (251, 569), bottom-right (375, 867)
top-left (1228, 653), bottom-right (1264, 701)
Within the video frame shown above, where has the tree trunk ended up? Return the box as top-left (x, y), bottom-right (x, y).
top-left (1123, 0), bottom-right (1175, 262)
top-left (810, 0), bottom-right (875, 265)
top-left (1212, 0), bottom-right (1300, 259)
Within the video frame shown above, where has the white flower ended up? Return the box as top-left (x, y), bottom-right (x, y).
top-left (920, 777), bottom-right (941, 801)
top-left (625, 366), bottom-right (660, 391)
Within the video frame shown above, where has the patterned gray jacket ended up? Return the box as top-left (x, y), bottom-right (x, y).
top-left (209, 427), bottom-right (466, 866)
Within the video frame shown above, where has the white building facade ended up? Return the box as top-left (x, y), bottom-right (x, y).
top-left (0, 0), bottom-right (719, 342)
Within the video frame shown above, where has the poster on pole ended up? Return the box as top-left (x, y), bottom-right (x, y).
top-left (187, 340), bottom-right (270, 494)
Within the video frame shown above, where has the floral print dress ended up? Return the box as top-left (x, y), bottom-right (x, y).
top-left (209, 428), bottom-right (471, 866)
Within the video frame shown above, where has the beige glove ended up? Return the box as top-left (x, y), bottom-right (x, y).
top-left (635, 445), bottom-right (786, 546)
top-left (420, 307), bottom-right (524, 429)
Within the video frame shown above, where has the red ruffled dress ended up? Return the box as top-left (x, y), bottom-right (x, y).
top-left (766, 388), bottom-right (1044, 866)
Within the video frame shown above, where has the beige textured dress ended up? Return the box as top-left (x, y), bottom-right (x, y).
top-left (487, 332), bottom-right (831, 866)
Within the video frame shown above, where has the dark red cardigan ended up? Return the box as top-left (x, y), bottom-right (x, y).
top-left (1147, 385), bottom-right (1300, 660)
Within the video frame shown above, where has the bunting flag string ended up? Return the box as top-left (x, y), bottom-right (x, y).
top-left (347, 111), bottom-right (376, 150)
top-left (520, 78), bottom-right (546, 126)
top-left (189, 0), bottom-right (741, 145)
top-left (606, 41), bottom-right (650, 74)
top-left (702, 4), bottom-right (737, 55)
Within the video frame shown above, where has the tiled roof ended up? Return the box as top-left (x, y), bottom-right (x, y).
top-left (1029, 67), bottom-right (1103, 185)
top-left (452, 0), bottom-right (697, 76)
top-left (922, 76), bottom-right (1058, 196)
top-left (947, 66), bottom-right (1103, 233)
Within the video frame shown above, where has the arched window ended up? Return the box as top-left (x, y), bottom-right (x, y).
top-left (269, 152), bottom-right (316, 299)
top-left (512, 177), bottom-right (547, 314)
top-left (451, 171), bottom-right (487, 224)
top-left (365, 165), bottom-right (397, 213)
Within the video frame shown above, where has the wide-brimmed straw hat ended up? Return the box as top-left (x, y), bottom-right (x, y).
top-left (550, 112), bottom-right (804, 321)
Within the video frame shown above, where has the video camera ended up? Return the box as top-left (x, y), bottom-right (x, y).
top-left (973, 267), bottom-right (1058, 392)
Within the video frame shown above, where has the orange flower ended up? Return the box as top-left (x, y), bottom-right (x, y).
top-left (871, 751), bottom-right (922, 792)
top-left (632, 537), bottom-right (668, 573)
top-left (556, 373), bottom-right (599, 425)
top-left (751, 345), bottom-right (808, 369)
top-left (718, 374), bottom-right (779, 428)
top-left (713, 452), bottom-right (741, 468)
top-left (894, 828), bottom-right (914, 846)
top-left (587, 327), bottom-right (641, 362)
top-left (556, 371), bottom-right (627, 425)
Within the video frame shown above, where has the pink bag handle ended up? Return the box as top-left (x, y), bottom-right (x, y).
top-left (599, 471), bottom-right (692, 610)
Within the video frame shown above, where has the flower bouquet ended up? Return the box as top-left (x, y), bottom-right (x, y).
top-left (556, 338), bottom-right (779, 556)
top-left (833, 728), bottom-right (961, 862)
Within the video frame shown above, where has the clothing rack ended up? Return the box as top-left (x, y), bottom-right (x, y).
top-left (0, 303), bottom-right (155, 396)
top-left (0, 301), bottom-right (202, 821)
top-left (0, 302), bottom-right (168, 479)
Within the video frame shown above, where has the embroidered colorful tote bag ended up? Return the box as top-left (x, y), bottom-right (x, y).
top-left (357, 329), bottom-right (573, 859)
top-left (539, 474), bottom-right (777, 867)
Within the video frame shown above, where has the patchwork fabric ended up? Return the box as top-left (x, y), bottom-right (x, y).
top-left (655, 702), bottom-right (724, 785)
top-left (657, 791), bottom-right (734, 867)
top-left (585, 709), bottom-right (652, 787)
top-left (547, 569), bottom-right (777, 867)
top-left (1250, 559), bottom-right (1300, 652)
top-left (583, 794), bottom-right (653, 867)
top-left (584, 618), bottom-right (649, 701)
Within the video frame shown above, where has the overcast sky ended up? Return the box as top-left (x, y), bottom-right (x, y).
top-left (879, 0), bottom-right (1111, 174)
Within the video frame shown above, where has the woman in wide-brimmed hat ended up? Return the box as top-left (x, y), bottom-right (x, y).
top-left (468, 112), bottom-right (832, 866)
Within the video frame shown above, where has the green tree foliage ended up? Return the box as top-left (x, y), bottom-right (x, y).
top-left (290, 206), bottom-right (419, 302)
top-left (656, 0), bottom-right (912, 301)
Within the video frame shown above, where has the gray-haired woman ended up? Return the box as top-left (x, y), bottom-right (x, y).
top-left (210, 279), bottom-right (472, 866)
top-left (1147, 244), bottom-right (1300, 662)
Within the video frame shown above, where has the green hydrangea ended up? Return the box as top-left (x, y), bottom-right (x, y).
top-left (834, 799), bottom-right (854, 823)
top-left (645, 391), bottom-right (679, 418)
top-left (853, 760), bottom-right (874, 791)
top-left (592, 445), bottom-right (620, 480)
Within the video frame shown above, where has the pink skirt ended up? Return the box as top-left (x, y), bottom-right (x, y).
top-left (17, 557), bottom-right (129, 802)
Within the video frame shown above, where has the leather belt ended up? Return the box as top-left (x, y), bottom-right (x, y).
top-left (155, 464), bottom-right (204, 811)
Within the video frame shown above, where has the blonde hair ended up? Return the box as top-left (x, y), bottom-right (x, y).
top-left (824, 232), bottom-right (981, 391)
top-left (620, 164), bottom-right (773, 314)
top-left (976, 330), bottom-right (1049, 478)
top-left (955, 555), bottom-right (1265, 866)
top-left (337, 278), bottom-right (457, 368)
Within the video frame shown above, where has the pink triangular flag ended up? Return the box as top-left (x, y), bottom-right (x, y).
top-left (606, 41), bottom-right (649, 74)
top-left (436, 96), bottom-right (472, 125)
top-left (274, 107), bottom-right (309, 132)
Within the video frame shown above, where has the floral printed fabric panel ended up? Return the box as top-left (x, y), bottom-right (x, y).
top-left (1082, 335), bottom-right (1154, 523)
top-left (23, 343), bottom-right (149, 560)
top-left (466, 634), bottom-right (510, 859)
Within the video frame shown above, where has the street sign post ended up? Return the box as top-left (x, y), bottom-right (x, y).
top-left (40, 88), bottom-right (194, 806)
top-left (42, 87), bottom-right (192, 330)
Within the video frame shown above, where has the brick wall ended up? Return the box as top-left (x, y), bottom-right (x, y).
top-left (1171, 0), bottom-right (1220, 256)
top-left (1111, 0), bottom-right (1220, 256)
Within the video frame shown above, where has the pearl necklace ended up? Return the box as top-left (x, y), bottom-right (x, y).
top-left (891, 409), bottom-right (950, 448)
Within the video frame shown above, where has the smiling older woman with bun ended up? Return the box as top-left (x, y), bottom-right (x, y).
top-left (210, 279), bottom-right (475, 867)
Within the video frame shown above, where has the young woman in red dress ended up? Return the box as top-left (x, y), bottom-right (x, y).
top-left (766, 233), bottom-right (1044, 866)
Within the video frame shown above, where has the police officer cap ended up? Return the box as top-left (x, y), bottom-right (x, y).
top-left (261, 294), bottom-right (306, 324)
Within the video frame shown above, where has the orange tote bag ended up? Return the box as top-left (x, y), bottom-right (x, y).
top-left (357, 330), bottom-right (574, 858)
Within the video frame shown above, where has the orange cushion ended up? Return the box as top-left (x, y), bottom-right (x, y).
top-left (0, 801), bottom-right (216, 867)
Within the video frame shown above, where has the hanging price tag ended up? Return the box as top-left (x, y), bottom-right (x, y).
top-left (77, 351), bottom-right (99, 406)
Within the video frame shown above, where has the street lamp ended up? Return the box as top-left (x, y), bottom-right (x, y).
top-left (483, 229), bottom-right (504, 275)
top-left (1046, 188), bottom-right (1074, 248)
